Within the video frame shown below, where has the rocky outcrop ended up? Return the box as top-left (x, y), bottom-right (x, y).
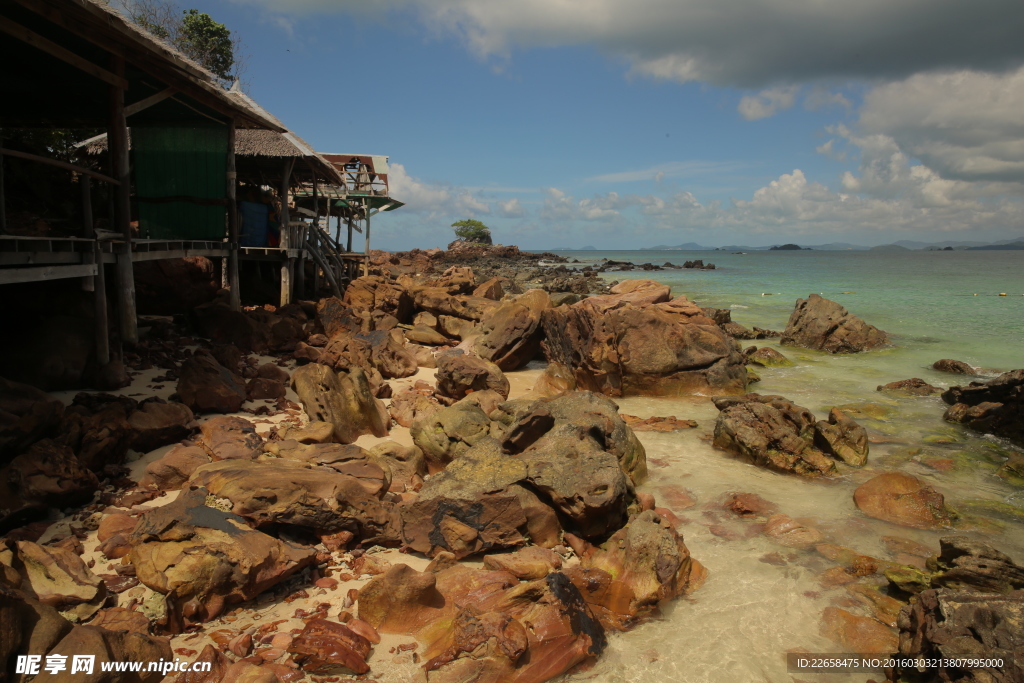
top-left (933, 359), bottom-right (977, 375)
top-left (388, 383), bottom-right (445, 428)
top-left (127, 399), bottom-right (195, 452)
top-left (198, 415), bottom-right (263, 460)
top-left (941, 369), bottom-right (1024, 447)
top-left (813, 408), bottom-right (869, 466)
top-left (712, 394), bottom-right (840, 476)
top-left (435, 351), bottom-right (510, 401)
top-left (781, 294), bottom-right (889, 353)
top-left (139, 444), bottom-right (210, 490)
top-left (291, 364), bottom-right (389, 444)
top-left (410, 399), bottom-right (499, 471)
top-left (854, 472), bottom-right (954, 529)
top-left (877, 378), bottom-right (941, 396)
top-left (0, 376), bottom-right (64, 464)
top-left (128, 487), bottom-right (316, 630)
top-left (746, 347), bottom-right (794, 367)
top-left (342, 275), bottom-right (414, 323)
top-left (11, 540), bottom-right (106, 621)
top-left (473, 290), bottom-right (552, 371)
top-left (175, 353), bottom-right (247, 414)
top-left (320, 329), bottom-right (418, 379)
top-left (541, 293), bottom-right (747, 397)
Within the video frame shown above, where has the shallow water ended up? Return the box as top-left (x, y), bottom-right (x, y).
top-left (527, 250), bottom-right (1024, 683)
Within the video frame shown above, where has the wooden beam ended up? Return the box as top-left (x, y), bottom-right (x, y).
top-left (125, 87), bottom-right (178, 117)
top-left (226, 120), bottom-right (240, 311)
top-left (0, 264), bottom-right (97, 284)
top-left (109, 56), bottom-right (138, 345)
top-left (0, 15), bottom-right (128, 89)
top-left (0, 147), bottom-right (119, 185)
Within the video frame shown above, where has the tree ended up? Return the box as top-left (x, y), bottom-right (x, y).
top-left (118, 1), bottom-right (245, 84)
top-left (451, 219), bottom-right (491, 243)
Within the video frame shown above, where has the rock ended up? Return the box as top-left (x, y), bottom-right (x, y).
top-left (941, 369), bottom-right (1024, 447)
top-left (894, 588), bottom-right (1024, 682)
top-left (357, 563), bottom-right (447, 633)
top-left (128, 487), bottom-right (316, 630)
top-left (435, 351), bottom-right (510, 400)
top-left (813, 407), bottom-right (869, 466)
top-left (388, 384), bottom-right (445, 428)
top-left (140, 444), bottom-right (211, 490)
top-left (781, 294), bottom-right (889, 353)
top-left (60, 396), bottom-right (136, 472)
top-left (97, 513), bottom-right (137, 542)
top-left (13, 541), bottom-right (106, 621)
top-left (287, 618), bottom-right (371, 674)
top-left (931, 536), bottom-right (1024, 593)
top-left (5, 439), bottom-right (99, 509)
top-left (191, 301), bottom-right (270, 353)
top-left (368, 442), bottom-right (427, 493)
top-left (712, 394), bottom-right (837, 476)
top-left (293, 341), bottom-right (321, 364)
top-left (854, 472), bottom-right (954, 529)
top-left (473, 277), bottom-right (507, 300)
top-left (541, 297), bottom-right (747, 397)
top-left (620, 414), bottom-right (698, 431)
top-left (877, 378), bottom-right (942, 396)
top-left (0, 376), bottom-right (64, 465)
top-left (723, 492), bottom-right (778, 518)
top-left (291, 364), bottom-right (389, 444)
top-left (410, 399), bottom-right (497, 471)
top-left (406, 325), bottom-right (450, 346)
top-left (128, 400), bottom-right (195, 452)
top-left (45, 624), bottom-right (173, 682)
top-left (933, 359), bottom-right (977, 375)
top-left (176, 354), bottom-right (247, 414)
top-left (89, 606), bottom-right (151, 634)
top-left (820, 606), bottom-right (898, 653)
top-left (342, 275), bottom-right (414, 322)
top-left (483, 547), bottom-right (562, 580)
top-left (0, 585), bottom-right (74, 667)
top-left (473, 289), bottom-right (552, 371)
top-left (579, 510), bottom-right (707, 620)
top-left (320, 328), bottom-right (418, 379)
top-left (268, 441), bottom-right (393, 495)
top-left (189, 459), bottom-right (395, 539)
top-left (602, 279), bottom-right (671, 308)
top-left (199, 416), bottom-right (263, 461)
top-left (763, 514), bottom-right (824, 547)
top-left (746, 347), bottom-right (794, 367)
top-left (277, 421), bottom-right (335, 444)
top-left (406, 342), bottom-right (438, 368)
top-left (246, 377), bottom-right (287, 401)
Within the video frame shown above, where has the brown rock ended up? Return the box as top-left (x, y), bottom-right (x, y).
top-left (781, 294), bottom-right (889, 353)
top-left (5, 439), bottom-right (99, 508)
top-left (90, 606), bottom-right (151, 634)
top-left (368, 441), bottom-right (427, 493)
top-left (877, 378), bottom-right (942, 396)
top-left (97, 513), bottom-right (137, 542)
top-left (246, 377), bottom-right (287, 401)
top-left (0, 376), bottom-right (64, 464)
top-left (277, 421), bottom-right (335, 444)
top-left (293, 341), bottom-right (322, 364)
top-left (46, 624), bottom-right (173, 682)
top-left (813, 407), bottom-right (869, 466)
top-left (941, 369), bottom-right (1024, 448)
top-left (410, 400), bottom-right (496, 471)
top-left (128, 400), bottom-right (195, 452)
top-left (14, 541), bottom-right (106, 620)
top-left (176, 353), bottom-right (247, 414)
top-left (140, 444), bottom-right (211, 490)
top-left (620, 414), bottom-right (698, 431)
top-left (406, 324), bottom-right (451, 346)
top-left (854, 472), bottom-right (954, 529)
top-left (435, 351), bottom-right (510, 400)
top-left (820, 606), bottom-right (897, 653)
top-left (199, 415), bottom-right (263, 461)
top-left (723, 492), bottom-right (778, 518)
top-left (291, 364), bottom-right (389, 444)
top-left (287, 618), bottom-right (371, 674)
top-left (763, 514), bottom-right (824, 547)
top-left (388, 385), bottom-right (445, 428)
top-left (358, 563), bottom-right (447, 633)
top-left (483, 547), bottom-right (563, 580)
top-left (473, 289), bottom-right (552, 371)
top-left (932, 359), bottom-right (977, 375)
top-left (746, 346), bottom-right (794, 367)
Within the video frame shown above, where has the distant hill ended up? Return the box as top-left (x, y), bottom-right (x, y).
top-left (967, 241), bottom-right (1024, 250)
top-left (869, 244), bottom-right (911, 252)
top-left (578, 245), bottom-right (597, 250)
top-left (769, 243), bottom-right (805, 250)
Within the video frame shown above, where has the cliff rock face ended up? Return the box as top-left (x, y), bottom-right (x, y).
top-left (541, 284), bottom-right (747, 397)
top-left (781, 294), bottom-right (889, 353)
top-left (942, 369), bottom-right (1024, 447)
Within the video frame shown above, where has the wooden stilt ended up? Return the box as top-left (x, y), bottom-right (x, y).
top-left (108, 56), bottom-right (137, 345)
top-left (363, 204), bottom-right (371, 277)
top-left (93, 240), bottom-right (110, 366)
top-left (280, 258), bottom-right (293, 306)
top-left (226, 120), bottom-right (240, 310)
top-left (81, 176), bottom-right (94, 292)
top-left (221, 257), bottom-right (229, 289)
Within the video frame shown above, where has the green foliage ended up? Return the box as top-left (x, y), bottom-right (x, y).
top-left (451, 219), bottom-right (491, 242)
top-left (178, 9), bottom-right (234, 80)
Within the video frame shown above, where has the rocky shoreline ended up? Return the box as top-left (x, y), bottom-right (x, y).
top-left (1, 243), bottom-right (1022, 682)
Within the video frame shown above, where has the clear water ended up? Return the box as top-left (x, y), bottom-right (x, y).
top-left (540, 249), bottom-right (1024, 683)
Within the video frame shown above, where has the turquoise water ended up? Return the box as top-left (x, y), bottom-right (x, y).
top-left (544, 249), bottom-right (1024, 683)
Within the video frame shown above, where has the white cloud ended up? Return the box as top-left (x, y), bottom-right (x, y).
top-left (738, 85), bottom-right (799, 121)
top-left (803, 86), bottom-right (852, 112)
top-left (497, 197), bottom-right (525, 217)
top-left (588, 160), bottom-right (750, 183)
top-left (387, 163), bottom-right (490, 217)
top-left (234, 0), bottom-right (1024, 88)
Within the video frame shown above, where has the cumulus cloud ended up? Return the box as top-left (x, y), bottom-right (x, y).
top-left (232, 0), bottom-right (1024, 88)
top-left (497, 197), bottom-right (525, 217)
top-left (387, 163), bottom-right (490, 217)
top-left (588, 160), bottom-right (750, 183)
top-left (738, 86), bottom-right (799, 120)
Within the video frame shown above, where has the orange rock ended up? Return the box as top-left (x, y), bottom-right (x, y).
top-left (482, 547), bottom-right (563, 580)
top-left (853, 472), bottom-right (954, 529)
top-left (820, 606), bottom-right (898, 653)
top-left (287, 618), bottom-right (371, 674)
top-left (658, 485), bottom-right (697, 511)
top-left (97, 513), bottom-right (138, 542)
top-left (763, 514), bottom-right (824, 547)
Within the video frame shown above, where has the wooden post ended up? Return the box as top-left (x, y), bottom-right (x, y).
top-left (93, 240), bottom-right (110, 366)
top-left (226, 120), bottom-right (240, 311)
top-left (0, 141), bottom-right (5, 233)
top-left (346, 215), bottom-right (353, 253)
top-left (109, 55), bottom-right (138, 345)
top-left (221, 258), bottom-right (228, 289)
top-left (81, 176), bottom-right (94, 292)
top-left (280, 258), bottom-right (293, 306)
top-left (279, 159), bottom-right (293, 306)
top-left (363, 203), bottom-right (371, 277)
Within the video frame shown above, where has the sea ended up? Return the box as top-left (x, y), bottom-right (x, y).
top-left (525, 249), bottom-right (1024, 683)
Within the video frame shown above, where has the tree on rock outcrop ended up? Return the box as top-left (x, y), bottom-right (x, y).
top-left (451, 219), bottom-right (492, 244)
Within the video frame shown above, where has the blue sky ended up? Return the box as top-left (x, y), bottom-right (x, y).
top-left (168, 0), bottom-right (1024, 250)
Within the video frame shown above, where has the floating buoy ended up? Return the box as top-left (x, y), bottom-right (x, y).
top-left (999, 292), bottom-right (1008, 296)
top-left (974, 293), bottom-right (978, 296)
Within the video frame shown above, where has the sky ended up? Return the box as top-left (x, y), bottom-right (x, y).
top-left (195, 0), bottom-right (1024, 250)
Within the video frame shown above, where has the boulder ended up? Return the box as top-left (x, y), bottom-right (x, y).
top-left (315, 297), bottom-right (362, 338)
top-left (13, 541), bottom-right (106, 621)
top-left (746, 347), bottom-right (794, 367)
top-left (291, 364), bottom-right (389, 444)
top-left (541, 298), bottom-right (747, 398)
top-left (176, 353), bottom-right (247, 414)
top-left (128, 400), bottom-right (195, 452)
top-left (930, 536), bottom-right (1024, 593)
top-left (712, 394), bottom-right (838, 476)
top-left (388, 384), bottom-right (445, 428)
top-left (59, 397), bottom-right (136, 472)
top-left (191, 302), bottom-right (271, 353)
top-left (0, 376), bottom-right (64, 464)
top-left (287, 618), bottom-right (371, 675)
top-left (763, 514), bottom-right (824, 547)
top-left (435, 351), bottom-right (510, 400)
top-left (265, 441), bottom-right (393, 497)
top-left (473, 289), bottom-right (552, 371)
top-left (140, 444), bottom-right (211, 490)
top-left (781, 294), bottom-right (889, 353)
top-left (357, 563), bottom-right (448, 634)
top-left (406, 325), bottom-right (450, 346)
top-left (128, 487), bottom-right (316, 630)
top-left (933, 359), bottom-right (977, 375)
top-left (820, 606), bottom-right (898, 653)
top-left (411, 400), bottom-right (500, 471)
top-left (320, 329), bottom-right (418, 379)
top-left (894, 589), bottom-right (1024, 683)
top-left (813, 407), bottom-right (869, 466)
top-left (854, 472), bottom-right (954, 529)
top-left (189, 459), bottom-right (395, 539)
top-left (368, 441), bottom-right (427, 493)
top-left (343, 275), bottom-right (414, 323)
top-left (199, 416), bottom-right (263, 461)
top-left (877, 378), bottom-right (942, 396)
top-left (45, 624), bottom-right (173, 682)
top-left (0, 585), bottom-right (74, 670)
top-left (941, 369), bottom-right (1024, 447)
top-left (483, 547), bottom-right (562, 580)
top-left (246, 377), bottom-right (287, 401)
top-left (277, 420), bottom-right (334, 444)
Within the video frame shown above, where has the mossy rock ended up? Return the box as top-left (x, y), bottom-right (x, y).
top-left (884, 564), bottom-right (934, 595)
top-left (959, 498), bottom-right (1024, 524)
top-left (838, 402), bottom-right (897, 421)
